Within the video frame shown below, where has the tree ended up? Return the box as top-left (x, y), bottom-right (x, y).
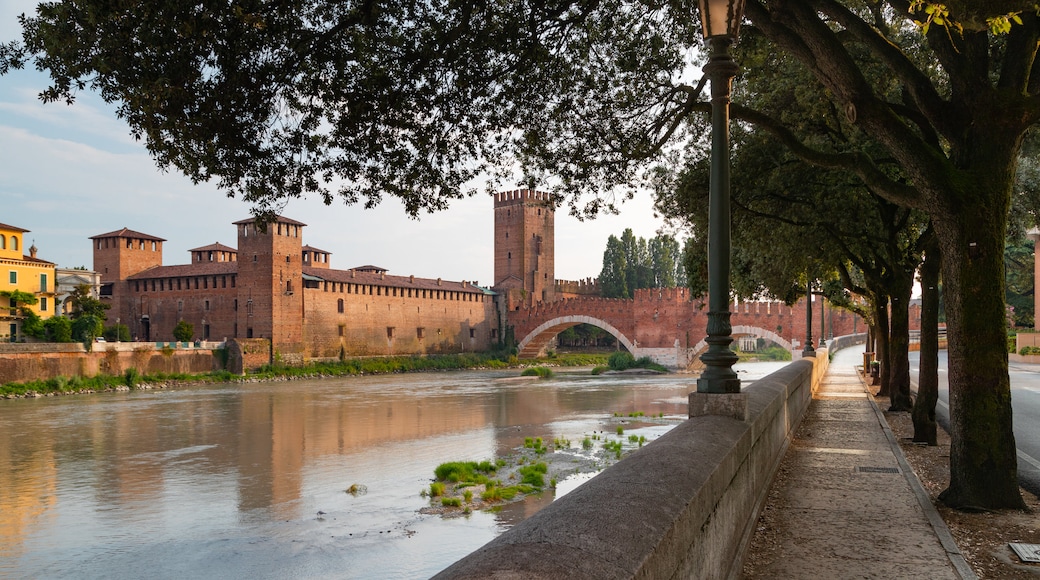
top-left (7, 0), bottom-right (1033, 509)
top-left (649, 234), bottom-right (682, 289)
top-left (173, 320), bottom-right (194, 342)
top-left (44, 315), bottom-right (72, 343)
top-left (104, 323), bottom-right (131, 342)
top-left (599, 235), bottom-right (629, 299)
top-left (67, 285), bottom-right (108, 321)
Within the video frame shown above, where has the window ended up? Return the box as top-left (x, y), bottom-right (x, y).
top-left (338, 298), bottom-right (344, 313)
top-left (491, 329), bottom-right (499, 339)
top-left (204, 324), bottom-right (210, 339)
top-left (40, 297), bottom-right (48, 312)
top-left (338, 325), bottom-right (345, 337)
top-left (234, 299), bottom-right (238, 311)
top-left (8, 271), bottom-right (15, 284)
top-left (417, 327), bottom-right (425, 339)
top-left (205, 300), bottom-right (210, 311)
top-left (40, 273), bottom-right (47, 292)
top-left (387, 327), bottom-right (395, 339)
top-left (469, 328), bottom-right (475, 338)
top-left (0, 235), bottom-right (4, 249)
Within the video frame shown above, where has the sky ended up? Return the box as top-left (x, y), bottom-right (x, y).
top-left (0, 3), bottom-right (671, 288)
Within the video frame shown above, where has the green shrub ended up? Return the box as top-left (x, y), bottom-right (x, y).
top-left (608, 351), bottom-right (635, 370)
top-left (441, 497), bottom-right (462, 507)
top-left (520, 366), bottom-right (553, 378)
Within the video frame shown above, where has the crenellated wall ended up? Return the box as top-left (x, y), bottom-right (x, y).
top-left (510, 288), bottom-right (868, 367)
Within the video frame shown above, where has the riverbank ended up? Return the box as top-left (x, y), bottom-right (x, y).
top-left (0, 351), bottom-right (613, 399)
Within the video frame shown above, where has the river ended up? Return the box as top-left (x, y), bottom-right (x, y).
top-left (0, 361), bottom-right (788, 579)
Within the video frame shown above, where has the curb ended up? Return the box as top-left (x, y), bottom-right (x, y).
top-left (856, 366), bottom-right (977, 580)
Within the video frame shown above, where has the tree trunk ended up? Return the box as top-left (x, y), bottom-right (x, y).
top-left (935, 203), bottom-right (1024, 510)
top-left (888, 275), bottom-right (914, 412)
top-left (873, 295), bottom-right (891, 397)
top-left (913, 242), bottom-right (940, 445)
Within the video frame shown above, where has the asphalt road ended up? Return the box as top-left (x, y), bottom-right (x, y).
top-left (909, 351), bottom-right (1040, 498)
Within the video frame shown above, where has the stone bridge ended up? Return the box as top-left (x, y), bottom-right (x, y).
top-left (509, 287), bottom-right (872, 368)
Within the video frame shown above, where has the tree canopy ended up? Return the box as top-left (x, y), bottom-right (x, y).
top-left (6, 0), bottom-right (1040, 509)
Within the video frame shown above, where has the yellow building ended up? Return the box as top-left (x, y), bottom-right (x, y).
top-left (0, 223), bottom-right (56, 341)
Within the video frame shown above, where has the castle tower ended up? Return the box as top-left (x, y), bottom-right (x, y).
top-left (90, 228), bottom-right (165, 283)
top-left (493, 189), bottom-right (555, 310)
top-left (234, 216), bottom-right (305, 362)
top-left (89, 228), bottom-right (166, 338)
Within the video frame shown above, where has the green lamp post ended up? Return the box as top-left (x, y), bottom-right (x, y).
top-left (696, 0), bottom-right (746, 394)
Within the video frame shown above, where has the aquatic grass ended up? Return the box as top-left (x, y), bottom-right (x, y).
top-left (523, 437), bottom-right (548, 455)
top-left (429, 482), bottom-right (446, 497)
top-left (616, 425), bottom-right (624, 435)
top-left (582, 437), bottom-right (594, 451)
top-left (441, 497), bottom-right (462, 507)
top-left (518, 462), bottom-right (548, 487)
top-left (520, 366), bottom-right (554, 378)
top-left (434, 461), bottom-right (497, 484)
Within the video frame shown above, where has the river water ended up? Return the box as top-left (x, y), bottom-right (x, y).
top-left (0, 361), bottom-right (788, 579)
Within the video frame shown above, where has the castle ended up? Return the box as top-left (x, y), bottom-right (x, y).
top-left (92, 190), bottom-right (566, 362)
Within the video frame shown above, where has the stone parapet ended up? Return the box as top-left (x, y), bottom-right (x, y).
top-left (434, 348), bottom-right (840, 579)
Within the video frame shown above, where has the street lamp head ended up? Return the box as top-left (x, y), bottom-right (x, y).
top-left (698, 0), bottom-right (746, 41)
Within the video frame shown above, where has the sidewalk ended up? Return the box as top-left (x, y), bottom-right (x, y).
top-left (741, 347), bottom-right (975, 579)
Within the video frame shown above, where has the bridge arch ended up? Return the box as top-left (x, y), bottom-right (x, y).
top-left (690, 325), bottom-right (794, 358)
top-left (516, 315), bottom-right (636, 358)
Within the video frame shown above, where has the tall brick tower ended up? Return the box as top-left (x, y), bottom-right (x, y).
top-left (90, 228), bottom-right (166, 340)
top-left (234, 216), bottom-right (305, 363)
top-left (493, 189), bottom-right (555, 310)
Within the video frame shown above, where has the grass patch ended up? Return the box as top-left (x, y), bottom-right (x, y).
top-left (520, 366), bottom-right (553, 378)
top-left (434, 461), bottom-right (498, 484)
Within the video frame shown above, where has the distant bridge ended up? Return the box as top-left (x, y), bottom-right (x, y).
top-left (509, 288), bottom-right (871, 368)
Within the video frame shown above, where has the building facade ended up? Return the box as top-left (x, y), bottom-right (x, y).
top-left (94, 216), bottom-right (499, 362)
top-left (0, 222), bottom-right (56, 341)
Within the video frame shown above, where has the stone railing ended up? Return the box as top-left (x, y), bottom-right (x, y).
top-left (435, 347), bottom-right (837, 579)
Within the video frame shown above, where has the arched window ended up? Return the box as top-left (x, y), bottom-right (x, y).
top-left (337, 298), bottom-right (344, 313)
top-left (0, 235), bottom-right (5, 249)
top-left (11, 236), bottom-right (18, 251)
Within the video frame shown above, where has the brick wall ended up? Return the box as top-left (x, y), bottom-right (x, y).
top-left (303, 284), bottom-right (497, 357)
top-left (0, 343), bottom-right (222, 385)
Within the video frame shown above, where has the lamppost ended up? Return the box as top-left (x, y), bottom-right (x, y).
top-left (696, 0), bottom-right (745, 395)
top-left (803, 279), bottom-right (815, 358)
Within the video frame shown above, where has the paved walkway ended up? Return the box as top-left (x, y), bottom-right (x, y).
top-left (743, 347), bottom-right (975, 579)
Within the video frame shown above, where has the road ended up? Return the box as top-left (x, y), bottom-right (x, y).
top-left (909, 351), bottom-right (1040, 498)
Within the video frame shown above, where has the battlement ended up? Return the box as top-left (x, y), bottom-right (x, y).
top-left (632, 287), bottom-right (692, 302)
top-left (494, 189), bottom-right (554, 207)
top-left (555, 277), bottom-right (600, 297)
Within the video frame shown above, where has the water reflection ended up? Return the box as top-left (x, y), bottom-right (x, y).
top-left (0, 363), bottom-right (782, 579)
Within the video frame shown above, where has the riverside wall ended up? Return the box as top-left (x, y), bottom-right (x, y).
top-left (0, 341), bottom-right (228, 385)
top-left (436, 344), bottom-right (836, 579)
